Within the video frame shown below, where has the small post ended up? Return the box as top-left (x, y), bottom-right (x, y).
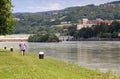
top-left (4, 46), bottom-right (7, 50)
top-left (10, 47), bottom-right (13, 52)
top-left (39, 52), bottom-right (44, 59)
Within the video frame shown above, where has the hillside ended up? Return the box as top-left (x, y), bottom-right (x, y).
top-left (107, 0), bottom-right (120, 4)
top-left (13, 1), bottom-right (120, 34)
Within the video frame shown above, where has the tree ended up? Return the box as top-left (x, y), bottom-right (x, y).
top-left (109, 21), bottom-right (120, 33)
top-left (68, 25), bottom-right (77, 36)
top-left (97, 33), bottom-right (111, 38)
top-left (78, 27), bottom-right (93, 38)
top-left (0, 0), bottom-right (14, 35)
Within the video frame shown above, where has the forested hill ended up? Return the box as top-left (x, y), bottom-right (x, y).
top-left (107, 0), bottom-right (120, 4)
top-left (13, 1), bottom-right (120, 34)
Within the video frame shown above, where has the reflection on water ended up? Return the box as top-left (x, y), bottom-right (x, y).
top-left (0, 41), bottom-right (120, 74)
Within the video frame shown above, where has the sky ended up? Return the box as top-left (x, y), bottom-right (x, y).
top-left (12, 0), bottom-right (115, 13)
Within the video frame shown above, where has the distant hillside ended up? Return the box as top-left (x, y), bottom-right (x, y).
top-left (107, 0), bottom-right (120, 4)
top-left (13, 1), bottom-right (120, 34)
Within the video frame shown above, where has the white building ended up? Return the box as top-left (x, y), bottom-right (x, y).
top-left (77, 18), bottom-right (113, 30)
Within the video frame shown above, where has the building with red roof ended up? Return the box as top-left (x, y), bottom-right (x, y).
top-left (77, 18), bottom-right (113, 30)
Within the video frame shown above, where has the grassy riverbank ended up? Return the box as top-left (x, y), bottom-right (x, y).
top-left (0, 49), bottom-right (119, 79)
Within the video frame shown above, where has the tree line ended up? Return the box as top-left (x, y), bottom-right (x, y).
top-left (28, 21), bottom-right (120, 42)
top-left (28, 33), bottom-right (59, 42)
top-left (74, 21), bottom-right (120, 39)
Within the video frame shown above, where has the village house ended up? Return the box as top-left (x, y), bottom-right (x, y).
top-left (77, 18), bottom-right (113, 30)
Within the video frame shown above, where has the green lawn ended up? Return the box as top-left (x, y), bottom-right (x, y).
top-left (0, 49), bottom-right (119, 79)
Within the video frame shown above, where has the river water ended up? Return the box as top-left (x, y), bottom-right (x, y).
top-left (0, 41), bottom-right (120, 74)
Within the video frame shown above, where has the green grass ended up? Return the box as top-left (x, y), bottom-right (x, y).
top-left (0, 49), bottom-right (119, 79)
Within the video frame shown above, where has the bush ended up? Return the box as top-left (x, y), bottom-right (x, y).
top-left (97, 33), bottom-right (111, 38)
top-left (28, 33), bottom-right (59, 42)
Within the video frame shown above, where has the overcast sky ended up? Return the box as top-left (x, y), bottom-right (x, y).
top-left (12, 0), bottom-right (115, 13)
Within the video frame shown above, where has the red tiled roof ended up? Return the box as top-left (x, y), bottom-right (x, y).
top-left (78, 19), bottom-right (113, 25)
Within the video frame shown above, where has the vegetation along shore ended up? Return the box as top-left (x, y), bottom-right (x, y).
top-left (0, 49), bottom-right (120, 79)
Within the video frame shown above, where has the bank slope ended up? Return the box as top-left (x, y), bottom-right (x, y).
top-left (0, 49), bottom-right (119, 79)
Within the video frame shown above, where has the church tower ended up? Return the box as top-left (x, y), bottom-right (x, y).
top-left (82, 14), bottom-right (88, 25)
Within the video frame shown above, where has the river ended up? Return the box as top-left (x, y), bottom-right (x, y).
top-left (0, 41), bottom-right (120, 74)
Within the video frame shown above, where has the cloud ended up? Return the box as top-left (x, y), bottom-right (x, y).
top-left (27, 3), bottom-right (62, 12)
top-left (49, 3), bottom-right (61, 10)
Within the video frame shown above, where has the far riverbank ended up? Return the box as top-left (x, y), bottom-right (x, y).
top-left (0, 34), bottom-right (120, 42)
top-left (0, 34), bottom-right (31, 42)
top-left (71, 38), bottom-right (120, 41)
